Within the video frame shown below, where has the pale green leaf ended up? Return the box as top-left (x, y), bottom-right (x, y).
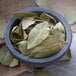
top-left (35, 0), bottom-right (51, 8)
top-left (64, 10), bottom-right (76, 25)
top-left (2, 51), bottom-right (13, 65)
top-left (17, 41), bottom-right (27, 55)
top-left (30, 45), bottom-right (60, 58)
top-left (59, 49), bottom-right (71, 61)
top-left (0, 45), bottom-right (7, 63)
top-left (22, 17), bottom-right (35, 30)
top-left (23, 31), bottom-right (28, 40)
top-left (0, 45), bottom-right (13, 65)
top-left (27, 21), bottom-right (50, 49)
top-left (54, 22), bottom-right (65, 33)
top-left (9, 58), bottom-right (19, 67)
top-left (14, 12), bottom-right (37, 19)
top-left (0, 45), bottom-right (19, 67)
top-left (40, 13), bottom-right (56, 23)
top-left (0, 12), bottom-right (6, 38)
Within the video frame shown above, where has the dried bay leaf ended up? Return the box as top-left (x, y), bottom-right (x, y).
top-left (2, 50), bottom-right (14, 65)
top-left (0, 45), bottom-right (7, 63)
top-left (27, 21), bottom-right (50, 49)
top-left (64, 10), bottom-right (76, 25)
top-left (30, 35), bottom-right (64, 58)
top-left (10, 24), bottom-right (23, 43)
top-left (0, 11), bottom-right (6, 38)
top-left (22, 17), bottom-right (35, 30)
top-left (17, 41), bottom-right (27, 55)
top-left (9, 58), bottom-right (19, 67)
top-left (23, 31), bottom-right (28, 40)
top-left (30, 45), bottom-right (60, 58)
top-left (54, 22), bottom-right (65, 33)
top-left (40, 13), bottom-right (56, 23)
top-left (59, 49), bottom-right (71, 61)
top-left (35, 0), bottom-right (51, 8)
top-left (14, 12), bottom-right (37, 19)
top-left (0, 45), bottom-right (19, 67)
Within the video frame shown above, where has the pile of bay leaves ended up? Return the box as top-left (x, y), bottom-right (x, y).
top-left (10, 12), bottom-right (65, 58)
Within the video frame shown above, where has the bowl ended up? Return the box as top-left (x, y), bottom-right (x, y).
top-left (4, 7), bottom-right (72, 68)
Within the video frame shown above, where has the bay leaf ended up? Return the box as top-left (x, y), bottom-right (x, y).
top-left (2, 51), bottom-right (14, 65)
top-left (22, 17), bottom-right (35, 30)
top-left (35, 69), bottom-right (53, 76)
top-left (35, 0), bottom-right (51, 8)
top-left (23, 31), bottom-right (28, 40)
top-left (64, 10), bottom-right (76, 25)
top-left (30, 33), bottom-right (65, 58)
top-left (0, 45), bottom-right (19, 67)
top-left (10, 24), bottom-right (23, 43)
top-left (0, 45), bottom-right (13, 65)
top-left (0, 45), bottom-right (7, 63)
top-left (0, 11), bottom-right (6, 38)
top-left (30, 45), bottom-right (60, 58)
top-left (40, 13), bottom-right (56, 23)
top-left (27, 21), bottom-right (50, 49)
top-left (17, 41), bottom-right (27, 55)
top-left (9, 58), bottom-right (19, 67)
top-left (59, 49), bottom-right (71, 61)
top-left (54, 22), bottom-right (65, 33)
top-left (14, 12), bottom-right (37, 19)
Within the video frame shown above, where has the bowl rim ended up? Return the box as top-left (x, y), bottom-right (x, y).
top-left (4, 7), bottom-right (72, 67)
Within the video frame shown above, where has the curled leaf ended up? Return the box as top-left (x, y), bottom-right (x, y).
top-left (10, 24), bottom-right (23, 43)
top-left (22, 17), bottom-right (35, 30)
top-left (14, 12), bottom-right (37, 19)
top-left (27, 21), bottom-right (50, 49)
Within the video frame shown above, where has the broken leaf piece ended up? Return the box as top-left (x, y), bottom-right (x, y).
top-left (17, 41), bottom-right (27, 55)
top-left (14, 12), bottom-right (37, 19)
top-left (10, 24), bottom-right (23, 43)
top-left (0, 11), bottom-right (6, 38)
top-left (64, 10), bottom-right (76, 25)
top-left (27, 21), bottom-right (50, 49)
top-left (22, 17), bottom-right (35, 30)
top-left (9, 58), bottom-right (19, 67)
